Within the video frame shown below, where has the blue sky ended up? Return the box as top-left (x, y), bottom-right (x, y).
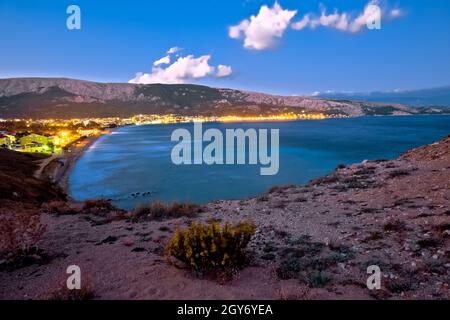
top-left (1, 0), bottom-right (450, 95)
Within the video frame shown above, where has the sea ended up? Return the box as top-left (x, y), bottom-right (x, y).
top-left (69, 115), bottom-right (450, 209)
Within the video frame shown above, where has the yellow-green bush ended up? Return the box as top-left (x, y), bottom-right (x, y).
top-left (166, 220), bottom-right (256, 274)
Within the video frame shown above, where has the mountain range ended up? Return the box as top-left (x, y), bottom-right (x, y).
top-left (0, 77), bottom-right (448, 119)
top-left (316, 86), bottom-right (450, 107)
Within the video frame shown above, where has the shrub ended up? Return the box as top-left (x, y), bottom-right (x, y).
top-left (306, 271), bottom-right (333, 288)
top-left (311, 174), bottom-right (340, 186)
top-left (256, 195), bottom-right (269, 202)
top-left (83, 199), bottom-right (115, 212)
top-left (388, 169), bottom-right (410, 178)
top-left (130, 201), bottom-right (200, 221)
top-left (45, 278), bottom-right (95, 300)
top-left (81, 199), bottom-right (128, 223)
top-left (268, 185), bottom-right (295, 194)
top-left (42, 200), bottom-right (79, 215)
top-left (0, 209), bottom-right (47, 263)
top-left (386, 277), bottom-right (415, 293)
top-left (166, 220), bottom-right (256, 275)
top-left (354, 167), bottom-right (375, 176)
top-left (383, 218), bottom-right (406, 232)
top-left (416, 237), bottom-right (442, 248)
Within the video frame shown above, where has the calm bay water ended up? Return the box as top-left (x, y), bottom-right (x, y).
top-left (69, 115), bottom-right (450, 209)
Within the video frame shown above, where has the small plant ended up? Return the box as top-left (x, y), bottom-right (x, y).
top-left (130, 201), bottom-right (200, 221)
top-left (386, 277), bottom-right (414, 293)
top-left (166, 220), bottom-right (256, 275)
top-left (45, 279), bottom-right (95, 300)
top-left (416, 237), bottom-right (442, 248)
top-left (83, 199), bottom-right (115, 212)
top-left (268, 185), bottom-right (295, 194)
top-left (256, 195), bottom-right (269, 202)
top-left (0, 209), bottom-right (47, 264)
top-left (363, 231), bottom-right (384, 242)
top-left (42, 200), bottom-right (79, 215)
top-left (383, 218), bottom-right (406, 232)
top-left (311, 174), bottom-right (340, 186)
top-left (354, 167), bottom-right (375, 176)
top-left (388, 169), bottom-right (410, 178)
top-left (306, 271), bottom-right (333, 288)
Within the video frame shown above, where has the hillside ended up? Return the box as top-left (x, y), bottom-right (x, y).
top-left (0, 149), bottom-right (65, 209)
top-left (0, 78), bottom-right (446, 119)
top-left (317, 86), bottom-right (450, 107)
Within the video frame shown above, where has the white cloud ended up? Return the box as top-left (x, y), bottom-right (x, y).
top-left (167, 46), bottom-right (182, 54)
top-left (153, 55), bottom-right (170, 67)
top-left (129, 49), bottom-right (233, 84)
top-left (216, 64), bottom-right (233, 77)
top-left (349, 3), bottom-right (382, 33)
top-left (229, 2), bottom-right (297, 50)
top-left (291, 14), bottom-right (310, 30)
top-left (292, 0), bottom-right (403, 34)
top-left (389, 9), bottom-right (402, 18)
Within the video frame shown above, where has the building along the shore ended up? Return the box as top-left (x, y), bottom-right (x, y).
top-left (20, 133), bottom-right (51, 146)
top-left (18, 133), bottom-right (61, 155)
top-left (0, 133), bottom-right (16, 149)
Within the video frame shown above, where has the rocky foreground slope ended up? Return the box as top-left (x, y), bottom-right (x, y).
top-left (0, 136), bottom-right (448, 299)
top-left (0, 77), bottom-right (445, 118)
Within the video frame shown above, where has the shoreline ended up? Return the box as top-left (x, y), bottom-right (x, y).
top-left (41, 134), bottom-right (106, 197)
top-left (48, 114), bottom-right (450, 202)
top-left (57, 114), bottom-right (450, 205)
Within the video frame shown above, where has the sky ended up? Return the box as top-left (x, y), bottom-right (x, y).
top-left (1, 0), bottom-right (450, 95)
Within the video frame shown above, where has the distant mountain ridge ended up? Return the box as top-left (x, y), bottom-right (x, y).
top-left (316, 86), bottom-right (450, 107)
top-left (0, 77), bottom-right (447, 119)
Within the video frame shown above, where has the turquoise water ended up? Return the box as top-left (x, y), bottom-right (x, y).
top-left (69, 115), bottom-right (450, 209)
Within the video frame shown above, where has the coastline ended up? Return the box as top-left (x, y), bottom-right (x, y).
top-left (47, 114), bottom-right (450, 202)
top-left (40, 133), bottom-right (107, 197)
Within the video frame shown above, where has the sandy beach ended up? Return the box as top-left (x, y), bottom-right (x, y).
top-left (39, 134), bottom-right (106, 196)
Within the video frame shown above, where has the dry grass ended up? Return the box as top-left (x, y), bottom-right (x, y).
top-left (129, 201), bottom-right (200, 221)
top-left (268, 185), bottom-right (296, 194)
top-left (42, 200), bottom-right (79, 215)
top-left (44, 277), bottom-right (96, 300)
top-left (388, 169), bottom-right (411, 178)
top-left (0, 209), bottom-right (47, 264)
top-left (83, 199), bottom-right (115, 211)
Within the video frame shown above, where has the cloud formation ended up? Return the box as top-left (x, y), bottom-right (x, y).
top-left (389, 8), bottom-right (403, 18)
top-left (231, 1), bottom-right (404, 50)
top-left (292, 1), bottom-right (403, 33)
top-left (216, 64), bottom-right (233, 78)
top-left (153, 55), bottom-right (170, 67)
top-left (129, 49), bottom-right (232, 84)
top-left (228, 2), bottom-right (297, 50)
top-left (167, 46), bottom-right (182, 54)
